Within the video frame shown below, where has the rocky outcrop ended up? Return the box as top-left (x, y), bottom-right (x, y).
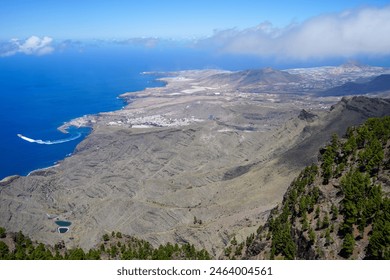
top-left (298, 109), bottom-right (318, 122)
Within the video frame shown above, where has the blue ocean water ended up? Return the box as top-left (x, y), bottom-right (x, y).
top-left (0, 47), bottom-right (169, 178)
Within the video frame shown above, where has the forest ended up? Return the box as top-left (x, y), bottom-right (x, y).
top-left (0, 228), bottom-right (210, 260)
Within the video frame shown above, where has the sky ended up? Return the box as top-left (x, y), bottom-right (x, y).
top-left (1, 0), bottom-right (390, 62)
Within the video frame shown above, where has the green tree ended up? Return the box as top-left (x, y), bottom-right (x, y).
top-left (356, 125), bottom-right (369, 148)
top-left (0, 227), bottom-right (6, 238)
top-left (30, 243), bottom-right (53, 260)
top-left (359, 138), bottom-right (384, 174)
top-left (325, 228), bottom-right (332, 246)
top-left (315, 206), bottom-right (320, 218)
top-left (271, 219), bottom-right (296, 260)
top-left (344, 134), bottom-right (357, 155)
top-left (0, 241), bottom-right (9, 259)
top-left (321, 140), bottom-right (337, 184)
top-left (86, 249), bottom-right (101, 260)
top-left (110, 244), bottom-right (118, 259)
top-left (14, 245), bottom-right (27, 260)
top-left (322, 212), bottom-right (330, 229)
top-left (341, 233), bottom-right (355, 258)
top-left (102, 233), bottom-right (110, 242)
top-left (308, 228), bottom-right (316, 245)
top-left (331, 133), bottom-right (340, 155)
top-left (366, 215), bottom-right (390, 259)
top-left (299, 196), bottom-right (308, 217)
top-left (301, 213), bottom-right (309, 232)
top-left (67, 248), bottom-right (86, 260)
top-left (331, 204), bottom-right (339, 220)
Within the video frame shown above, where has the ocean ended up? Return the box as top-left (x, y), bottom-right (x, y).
top-left (0, 47), bottom-right (169, 179)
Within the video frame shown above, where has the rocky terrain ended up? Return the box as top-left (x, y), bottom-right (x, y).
top-left (1, 64), bottom-right (390, 257)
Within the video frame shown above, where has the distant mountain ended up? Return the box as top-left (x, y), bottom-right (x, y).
top-left (320, 74), bottom-right (390, 96)
top-left (201, 68), bottom-right (302, 88)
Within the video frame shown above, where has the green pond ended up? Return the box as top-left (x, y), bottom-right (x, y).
top-left (58, 227), bottom-right (69, 234)
top-left (55, 220), bottom-right (71, 227)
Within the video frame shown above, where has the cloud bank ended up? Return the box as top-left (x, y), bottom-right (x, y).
top-left (0, 36), bottom-right (54, 57)
top-left (196, 5), bottom-right (390, 60)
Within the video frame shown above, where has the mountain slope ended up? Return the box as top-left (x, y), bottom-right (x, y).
top-left (201, 68), bottom-right (301, 89)
top-left (280, 96), bottom-right (390, 167)
top-left (321, 74), bottom-right (390, 96)
top-left (230, 116), bottom-right (390, 260)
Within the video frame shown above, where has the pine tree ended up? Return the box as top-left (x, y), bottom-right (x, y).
top-left (315, 206), bottom-right (320, 218)
top-left (322, 212), bottom-right (330, 229)
top-left (341, 233), bottom-right (355, 258)
top-left (308, 228), bottom-right (315, 245)
top-left (0, 227), bottom-right (6, 238)
top-left (0, 241), bottom-right (9, 259)
top-left (325, 228), bottom-right (332, 246)
top-left (301, 214), bottom-right (309, 232)
top-left (103, 233), bottom-right (110, 242)
top-left (331, 204), bottom-right (339, 220)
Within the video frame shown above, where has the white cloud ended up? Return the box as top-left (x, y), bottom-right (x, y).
top-left (196, 6), bottom-right (390, 60)
top-left (0, 36), bottom-right (54, 57)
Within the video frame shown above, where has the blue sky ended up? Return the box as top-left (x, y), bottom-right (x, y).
top-left (1, 0), bottom-right (390, 62)
top-left (1, 0), bottom-right (389, 39)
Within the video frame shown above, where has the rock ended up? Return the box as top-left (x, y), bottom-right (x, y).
top-left (298, 109), bottom-right (318, 122)
top-left (0, 175), bottom-right (20, 187)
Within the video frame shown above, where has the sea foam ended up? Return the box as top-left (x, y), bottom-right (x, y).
top-left (17, 133), bottom-right (81, 145)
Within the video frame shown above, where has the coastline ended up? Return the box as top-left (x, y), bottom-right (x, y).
top-left (0, 73), bottom-right (169, 181)
top-left (27, 164), bottom-right (60, 176)
top-left (57, 73), bottom-right (172, 133)
top-left (57, 71), bottom-right (220, 133)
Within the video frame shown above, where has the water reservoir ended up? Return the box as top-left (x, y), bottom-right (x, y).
top-left (55, 220), bottom-right (71, 227)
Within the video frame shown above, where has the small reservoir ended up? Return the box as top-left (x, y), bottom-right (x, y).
top-left (55, 220), bottom-right (72, 227)
top-left (57, 227), bottom-right (69, 234)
